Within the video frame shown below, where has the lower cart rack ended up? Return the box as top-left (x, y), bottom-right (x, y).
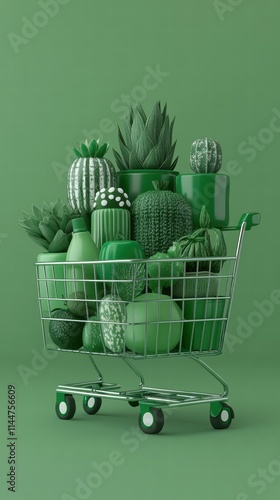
top-left (36, 213), bottom-right (260, 434)
top-left (55, 355), bottom-right (233, 434)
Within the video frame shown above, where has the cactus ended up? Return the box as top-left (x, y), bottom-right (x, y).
top-left (190, 137), bottom-right (222, 173)
top-left (67, 138), bottom-right (117, 214)
top-left (131, 181), bottom-right (192, 258)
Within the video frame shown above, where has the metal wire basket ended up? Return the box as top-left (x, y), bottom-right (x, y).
top-left (35, 212), bottom-right (260, 433)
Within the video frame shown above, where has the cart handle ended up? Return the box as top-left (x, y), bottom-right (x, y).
top-left (222, 212), bottom-right (261, 231)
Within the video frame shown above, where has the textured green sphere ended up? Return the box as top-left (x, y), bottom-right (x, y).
top-left (93, 187), bottom-right (131, 210)
top-left (49, 309), bottom-right (83, 349)
top-left (190, 137), bottom-right (222, 173)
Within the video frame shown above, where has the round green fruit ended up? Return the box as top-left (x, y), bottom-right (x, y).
top-left (82, 316), bottom-right (104, 352)
top-left (49, 308), bottom-right (84, 350)
top-left (66, 291), bottom-right (96, 318)
top-left (125, 293), bottom-right (182, 355)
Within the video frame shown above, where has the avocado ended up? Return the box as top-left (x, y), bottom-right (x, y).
top-left (49, 308), bottom-right (84, 349)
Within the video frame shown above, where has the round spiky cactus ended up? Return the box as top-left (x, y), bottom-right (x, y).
top-left (67, 138), bottom-right (117, 214)
top-left (190, 137), bottom-right (222, 173)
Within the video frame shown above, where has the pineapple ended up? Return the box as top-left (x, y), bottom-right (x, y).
top-left (113, 101), bottom-right (178, 170)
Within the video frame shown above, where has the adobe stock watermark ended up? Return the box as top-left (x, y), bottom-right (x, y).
top-left (236, 454), bottom-right (280, 500)
top-left (0, 233), bottom-right (8, 245)
top-left (213, 0), bottom-right (246, 22)
top-left (7, 0), bottom-right (71, 54)
top-left (61, 408), bottom-right (173, 499)
top-left (225, 289), bottom-right (280, 354)
top-left (216, 106), bottom-right (280, 185)
top-left (17, 348), bottom-right (58, 386)
top-left (52, 64), bottom-right (170, 183)
top-left (238, 107), bottom-right (280, 162)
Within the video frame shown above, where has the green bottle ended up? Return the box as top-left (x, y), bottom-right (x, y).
top-left (66, 218), bottom-right (100, 304)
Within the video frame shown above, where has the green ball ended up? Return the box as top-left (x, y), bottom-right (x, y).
top-left (49, 309), bottom-right (84, 350)
top-left (125, 293), bottom-right (182, 354)
top-left (82, 317), bottom-right (104, 352)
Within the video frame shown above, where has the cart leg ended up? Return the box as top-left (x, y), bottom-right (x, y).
top-left (138, 403), bottom-right (164, 435)
top-left (88, 355), bottom-right (104, 382)
top-left (55, 392), bottom-right (76, 420)
top-left (190, 356), bottom-right (229, 398)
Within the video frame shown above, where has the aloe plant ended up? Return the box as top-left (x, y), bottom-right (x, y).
top-left (19, 200), bottom-right (78, 252)
top-left (113, 101), bottom-right (178, 170)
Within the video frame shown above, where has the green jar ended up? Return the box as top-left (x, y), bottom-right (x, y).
top-left (36, 252), bottom-right (67, 314)
top-left (176, 174), bottom-right (230, 229)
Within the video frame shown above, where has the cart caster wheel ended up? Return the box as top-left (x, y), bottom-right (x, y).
top-left (55, 394), bottom-right (76, 420)
top-left (128, 400), bottom-right (139, 407)
top-left (210, 403), bottom-right (234, 430)
top-left (139, 408), bottom-right (164, 434)
top-left (83, 396), bottom-right (102, 415)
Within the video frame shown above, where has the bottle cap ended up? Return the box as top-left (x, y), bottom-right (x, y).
top-left (71, 218), bottom-right (87, 233)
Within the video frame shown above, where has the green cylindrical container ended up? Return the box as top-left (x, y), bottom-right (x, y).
top-left (37, 252), bottom-right (67, 314)
top-left (176, 174), bottom-right (230, 228)
top-left (182, 298), bottom-right (227, 352)
top-left (91, 208), bottom-right (131, 250)
top-left (117, 170), bottom-right (179, 203)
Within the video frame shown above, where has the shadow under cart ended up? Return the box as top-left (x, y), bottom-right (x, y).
top-left (36, 212), bottom-right (260, 435)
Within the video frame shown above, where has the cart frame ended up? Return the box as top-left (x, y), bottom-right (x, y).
top-left (36, 212), bottom-right (260, 434)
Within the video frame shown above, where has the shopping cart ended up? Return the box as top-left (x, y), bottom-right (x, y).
top-left (36, 212), bottom-right (260, 434)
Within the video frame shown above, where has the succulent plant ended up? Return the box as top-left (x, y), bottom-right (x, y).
top-left (113, 101), bottom-right (178, 170)
top-left (19, 200), bottom-right (78, 252)
top-left (190, 137), bottom-right (222, 173)
top-left (67, 138), bottom-right (117, 214)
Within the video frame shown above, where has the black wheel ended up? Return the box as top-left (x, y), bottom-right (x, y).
top-left (83, 396), bottom-right (102, 415)
top-left (210, 403), bottom-right (234, 430)
top-left (139, 408), bottom-right (164, 434)
top-left (128, 400), bottom-right (139, 407)
top-left (55, 394), bottom-right (76, 420)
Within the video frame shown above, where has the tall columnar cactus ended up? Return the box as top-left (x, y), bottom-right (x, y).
top-left (131, 181), bottom-right (192, 258)
top-left (190, 137), bottom-right (222, 173)
top-left (67, 138), bottom-right (117, 215)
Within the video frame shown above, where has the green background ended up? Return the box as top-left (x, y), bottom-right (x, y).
top-left (0, 0), bottom-right (279, 499)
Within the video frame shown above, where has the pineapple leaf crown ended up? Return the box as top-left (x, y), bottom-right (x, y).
top-left (19, 199), bottom-right (79, 253)
top-left (113, 101), bottom-right (178, 171)
top-left (73, 138), bottom-right (109, 159)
